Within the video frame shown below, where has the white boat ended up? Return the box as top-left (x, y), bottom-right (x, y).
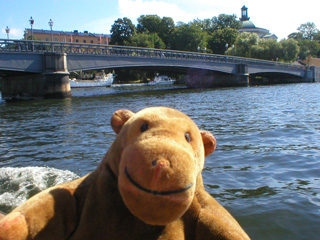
top-left (69, 73), bottom-right (114, 88)
top-left (148, 75), bottom-right (175, 85)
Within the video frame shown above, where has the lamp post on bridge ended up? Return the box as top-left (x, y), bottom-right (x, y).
top-left (48, 19), bottom-right (54, 41)
top-left (5, 26), bottom-right (10, 39)
top-left (29, 17), bottom-right (34, 40)
top-left (197, 46), bottom-right (206, 53)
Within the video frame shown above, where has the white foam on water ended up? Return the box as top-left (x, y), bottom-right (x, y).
top-left (0, 166), bottom-right (79, 211)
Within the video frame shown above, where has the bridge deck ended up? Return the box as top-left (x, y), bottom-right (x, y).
top-left (0, 39), bottom-right (306, 78)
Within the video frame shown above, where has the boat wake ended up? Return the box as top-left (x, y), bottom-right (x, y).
top-left (0, 167), bottom-right (79, 213)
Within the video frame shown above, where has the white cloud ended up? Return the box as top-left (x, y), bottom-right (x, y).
top-left (118, 0), bottom-right (195, 24)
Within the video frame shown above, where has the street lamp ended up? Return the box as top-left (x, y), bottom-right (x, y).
top-left (48, 19), bottom-right (54, 41)
top-left (29, 17), bottom-right (34, 40)
top-left (5, 26), bottom-right (10, 39)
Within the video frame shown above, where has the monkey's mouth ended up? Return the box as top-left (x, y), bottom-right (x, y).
top-left (125, 166), bottom-right (193, 196)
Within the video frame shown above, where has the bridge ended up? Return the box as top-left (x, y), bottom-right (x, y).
top-left (0, 39), bottom-right (319, 100)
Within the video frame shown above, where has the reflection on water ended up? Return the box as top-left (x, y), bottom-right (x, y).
top-left (1, 83), bottom-right (320, 239)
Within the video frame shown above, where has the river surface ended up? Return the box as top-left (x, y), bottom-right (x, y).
top-left (0, 83), bottom-right (319, 239)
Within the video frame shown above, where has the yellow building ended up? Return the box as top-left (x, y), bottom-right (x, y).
top-left (24, 29), bottom-right (110, 45)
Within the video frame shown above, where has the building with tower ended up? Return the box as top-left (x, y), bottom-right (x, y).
top-left (239, 5), bottom-right (278, 40)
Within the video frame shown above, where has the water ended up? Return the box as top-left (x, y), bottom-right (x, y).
top-left (0, 83), bottom-right (320, 239)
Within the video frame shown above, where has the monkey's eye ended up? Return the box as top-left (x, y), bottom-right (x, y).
top-left (140, 122), bottom-right (149, 132)
top-left (185, 132), bottom-right (191, 143)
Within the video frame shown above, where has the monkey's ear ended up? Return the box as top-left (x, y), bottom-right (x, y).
top-left (111, 109), bottom-right (135, 134)
top-left (200, 131), bottom-right (216, 156)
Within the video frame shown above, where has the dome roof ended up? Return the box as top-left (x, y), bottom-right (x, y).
top-left (241, 20), bottom-right (256, 29)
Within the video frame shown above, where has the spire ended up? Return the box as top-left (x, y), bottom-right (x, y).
top-left (240, 5), bottom-right (250, 21)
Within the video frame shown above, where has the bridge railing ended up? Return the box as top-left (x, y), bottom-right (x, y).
top-left (0, 39), bottom-right (305, 71)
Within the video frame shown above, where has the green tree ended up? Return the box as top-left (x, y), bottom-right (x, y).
top-left (248, 39), bottom-right (283, 61)
top-left (172, 23), bottom-right (208, 52)
top-left (110, 17), bottom-right (136, 45)
top-left (192, 14), bottom-right (241, 35)
top-left (208, 28), bottom-right (239, 54)
top-left (298, 39), bottom-right (320, 59)
top-left (137, 15), bottom-right (162, 34)
top-left (159, 17), bottom-right (176, 48)
top-left (314, 31), bottom-right (320, 41)
top-left (137, 15), bottom-right (175, 48)
top-left (250, 45), bottom-right (265, 59)
top-left (227, 32), bottom-right (259, 57)
top-left (259, 39), bottom-right (283, 60)
top-left (211, 14), bottom-right (241, 31)
top-left (191, 18), bottom-right (214, 33)
top-left (280, 38), bottom-right (300, 62)
top-left (126, 33), bottom-right (165, 49)
top-left (297, 22), bottom-right (319, 40)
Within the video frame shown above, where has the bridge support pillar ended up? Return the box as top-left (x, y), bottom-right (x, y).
top-left (236, 64), bottom-right (249, 86)
top-left (42, 53), bottom-right (71, 99)
top-left (305, 66), bottom-right (320, 82)
top-left (2, 53), bottom-right (71, 101)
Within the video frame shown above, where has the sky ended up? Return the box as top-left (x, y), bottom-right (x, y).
top-left (1, 0), bottom-right (319, 41)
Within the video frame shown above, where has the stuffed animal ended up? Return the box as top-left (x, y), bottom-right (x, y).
top-left (0, 107), bottom-right (250, 240)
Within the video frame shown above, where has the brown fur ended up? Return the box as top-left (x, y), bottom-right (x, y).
top-left (0, 107), bottom-right (250, 239)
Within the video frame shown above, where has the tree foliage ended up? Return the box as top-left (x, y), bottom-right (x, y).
top-left (288, 22), bottom-right (320, 59)
top-left (281, 39), bottom-right (300, 62)
top-left (298, 39), bottom-right (320, 59)
top-left (227, 32), bottom-right (259, 57)
top-left (137, 15), bottom-right (175, 48)
top-left (192, 14), bottom-right (240, 54)
top-left (125, 33), bottom-right (165, 49)
top-left (297, 22), bottom-right (319, 40)
top-left (159, 17), bottom-right (176, 48)
top-left (227, 33), bottom-right (299, 62)
top-left (110, 17), bottom-right (136, 45)
top-left (211, 14), bottom-right (242, 31)
top-left (192, 14), bottom-right (241, 35)
top-left (208, 28), bottom-right (239, 54)
top-left (109, 15), bottom-right (319, 62)
top-left (137, 15), bottom-right (162, 34)
top-left (172, 23), bottom-right (208, 52)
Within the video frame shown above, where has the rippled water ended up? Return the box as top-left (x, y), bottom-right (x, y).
top-left (0, 83), bottom-right (320, 239)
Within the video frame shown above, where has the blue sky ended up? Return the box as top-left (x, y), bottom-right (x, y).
top-left (1, 0), bottom-right (319, 40)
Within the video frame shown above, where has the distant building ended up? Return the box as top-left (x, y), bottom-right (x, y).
top-left (24, 29), bottom-right (110, 45)
top-left (300, 58), bottom-right (320, 67)
top-left (239, 5), bottom-right (278, 40)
